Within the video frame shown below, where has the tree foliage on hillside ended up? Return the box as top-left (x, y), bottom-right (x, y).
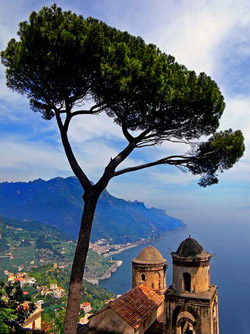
top-left (0, 281), bottom-right (35, 333)
top-left (1, 5), bottom-right (244, 333)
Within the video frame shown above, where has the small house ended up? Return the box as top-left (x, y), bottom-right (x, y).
top-left (89, 284), bottom-right (163, 334)
top-left (81, 302), bottom-right (92, 313)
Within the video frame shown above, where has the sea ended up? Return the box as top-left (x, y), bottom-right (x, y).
top-left (99, 218), bottom-right (250, 334)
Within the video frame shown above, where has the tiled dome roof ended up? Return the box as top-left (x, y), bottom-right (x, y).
top-left (133, 246), bottom-right (166, 264)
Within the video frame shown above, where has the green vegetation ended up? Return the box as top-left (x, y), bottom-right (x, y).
top-left (0, 215), bottom-right (114, 279)
top-left (28, 265), bottom-right (113, 332)
top-left (29, 265), bottom-right (69, 287)
top-left (0, 215), bottom-right (71, 276)
top-left (42, 308), bottom-right (65, 334)
top-left (1, 263), bottom-right (113, 333)
top-left (0, 281), bottom-right (35, 333)
top-left (0, 215), bottom-right (114, 331)
top-left (86, 250), bottom-right (113, 277)
top-left (29, 264), bottom-right (113, 304)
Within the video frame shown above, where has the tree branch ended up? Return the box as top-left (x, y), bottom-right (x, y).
top-left (95, 142), bottom-right (136, 193)
top-left (136, 137), bottom-right (191, 148)
top-left (136, 142), bottom-right (160, 148)
top-left (72, 103), bottom-right (107, 116)
top-left (71, 109), bottom-right (95, 117)
top-left (71, 107), bottom-right (105, 117)
top-left (58, 103), bottom-right (107, 118)
top-left (122, 122), bottom-right (134, 142)
top-left (135, 129), bottom-right (151, 142)
top-left (113, 155), bottom-right (193, 177)
top-left (55, 109), bottom-right (64, 132)
top-left (55, 111), bottom-right (92, 191)
top-left (114, 149), bottom-right (220, 177)
top-left (63, 112), bottom-right (72, 133)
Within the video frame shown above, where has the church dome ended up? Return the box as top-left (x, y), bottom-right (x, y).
top-left (133, 246), bottom-right (166, 264)
top-left (176, 237), bottom-right (205, 257)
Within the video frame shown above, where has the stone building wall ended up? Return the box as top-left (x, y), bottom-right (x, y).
top-left (165, 287), bottom-right (218, 334)
top-left (89, 309), bottom-right (134, 334)
top-left (172, 260), bottom-right (210, 293)
top-left (132, 263), bottom-right (167, 295)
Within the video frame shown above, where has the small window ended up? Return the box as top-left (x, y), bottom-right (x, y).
top-left (183, 272), bottom-right (191, 292)
top-left (141, 273), bottom-right (146, 281)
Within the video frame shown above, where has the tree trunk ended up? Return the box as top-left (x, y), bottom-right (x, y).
top-left (63, 192), bottom-right (98, 334)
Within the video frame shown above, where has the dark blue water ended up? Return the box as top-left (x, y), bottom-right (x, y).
top-left (99, 219), bottom-right (250, 334)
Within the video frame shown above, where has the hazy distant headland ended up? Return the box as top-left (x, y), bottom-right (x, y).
top-left (0, 176), bottom-right (185, 243)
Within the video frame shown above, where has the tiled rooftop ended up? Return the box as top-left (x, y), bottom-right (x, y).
top-left (92, 284), bottom-right (163, 330)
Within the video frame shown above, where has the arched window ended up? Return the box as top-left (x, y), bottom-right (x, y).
top-left (183, 273), bottom-right (191, 292)
top-left (141, 273), bottom-right (146, 281)
top-left (177, 311), bottom-right (196, 334)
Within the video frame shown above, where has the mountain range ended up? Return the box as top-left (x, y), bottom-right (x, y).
top-left (0, 177), bottom-right (185, 243)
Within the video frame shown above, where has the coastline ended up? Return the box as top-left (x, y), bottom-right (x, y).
top-left (84, 260), bottom-right (123, 285)
top-left (85, 226), bottom-right (187, 285)
top-left (104, 226), bottom-right (187, 257)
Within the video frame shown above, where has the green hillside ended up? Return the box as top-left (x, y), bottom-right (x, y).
top-left (0, 216), bottom-right (113, 279)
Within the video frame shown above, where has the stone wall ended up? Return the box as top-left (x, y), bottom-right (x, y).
top-left (89, 309), bottom-right (134, 334)
top-left (165, 287), bottom-right (219, 334)
top-left (172, 260), bottom-right (210, 293)
top-left (132, 263), bottom-right (167, 295)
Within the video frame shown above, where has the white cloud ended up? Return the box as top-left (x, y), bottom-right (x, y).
top-left (151, 169), bottom-right (197, 186)
top-left (220, 96), bottom-right (250, 137)
top-left (156, 0), bottom-right (250, 76)
top-left (71, 139), bottom-right (144, 180)
top-left (0, 132), bottom-right (146, 184)
top-left (68, 113), bottom-right (124, 143)
top-left (103, 0), bottom-right (250, 77)
top-left (215, 96), bottom-right (250, 183)
top-left (0, 138), bottom-right (70, 182)
top-left (108, 179), bottom-right (170, 208)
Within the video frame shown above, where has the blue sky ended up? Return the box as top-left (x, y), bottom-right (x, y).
top-left (1, 0), bottom-right (250, 225)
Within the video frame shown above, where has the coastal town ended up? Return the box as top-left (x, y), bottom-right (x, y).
top-left (0, 238), bottom-right (139, 331)
top-left (2, 262), bottom-right (117, 332)
top-left (89, 239), bottom-right (139, 257)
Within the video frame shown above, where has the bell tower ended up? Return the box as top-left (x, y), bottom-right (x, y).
top-left (132, 245), bottom-right (167, 295)
top-left (165, 237), bottom-right (219, 334)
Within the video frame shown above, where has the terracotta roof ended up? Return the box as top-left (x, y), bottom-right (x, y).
top-left (92, 284), bottom-right (163, 330)
top-left (16, 277), bottom-right (25, 282)
top-left (133, 246), bottom-right (166, 265)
